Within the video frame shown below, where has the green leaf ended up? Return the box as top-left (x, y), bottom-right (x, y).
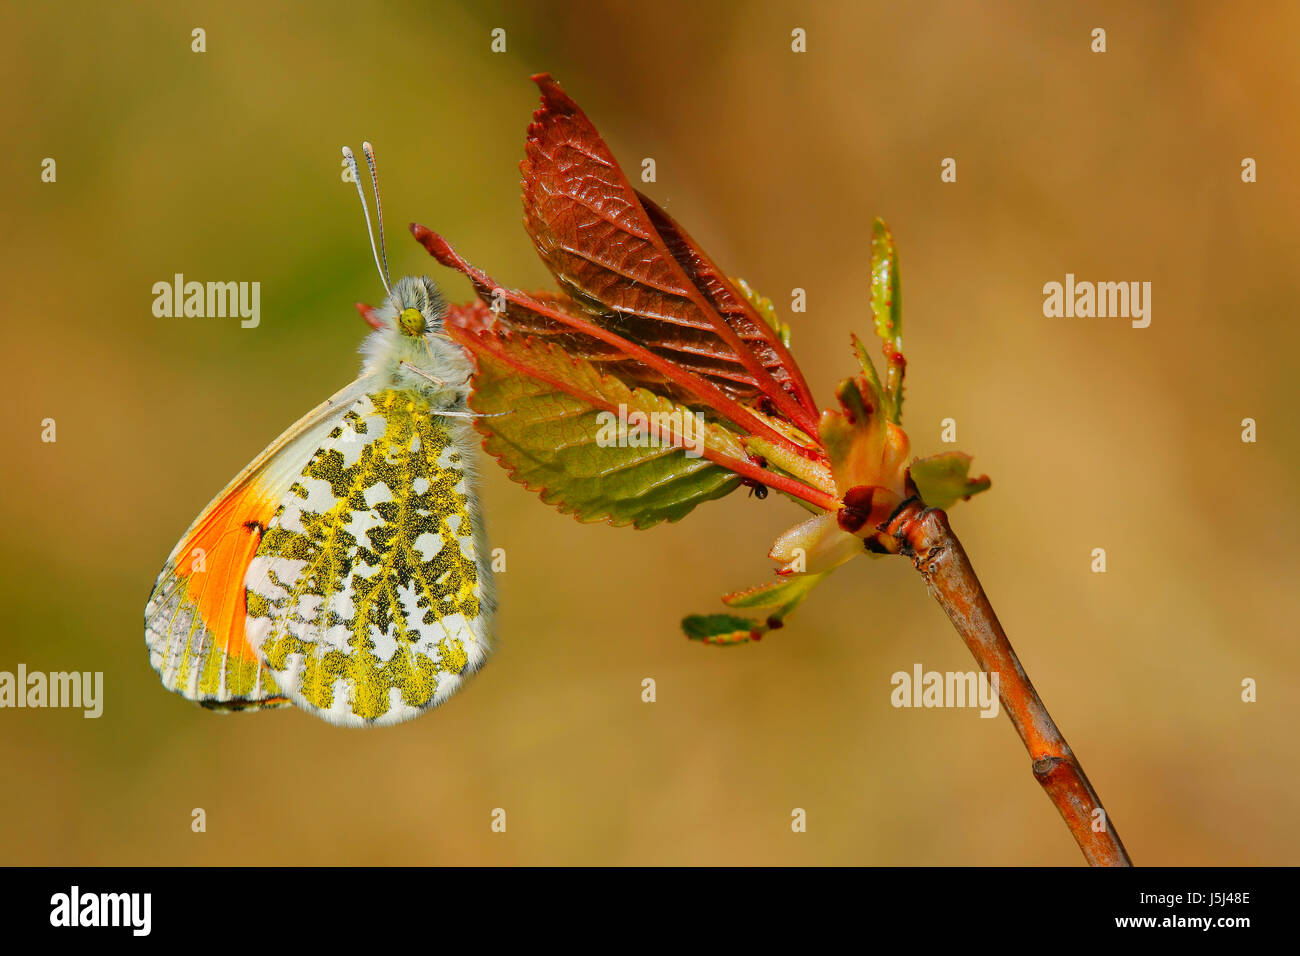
top-left (870, 219), bottom-right (902, 348)
top-left (682, 614), bottom-right (763, 646)
top-left (683, 570), bottom-right (830, 646)
top-left (909, 452), bottom-right (992, 510)
top-left (850, 332), bottom-right (885, 403)
top-left (722, 571), bottom-right (828, 609)
top-left (870, 219), bottom-right (906, 423)
top-left (768, 513), bottom-right (864, 574)
top-left (734, 277), bottom-right (791, 348)
top-left (467, 329), bottom-right (751, 528)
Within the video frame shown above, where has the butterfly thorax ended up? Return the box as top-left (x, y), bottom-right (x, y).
top-left (359, 275), bottom-right (471, 411)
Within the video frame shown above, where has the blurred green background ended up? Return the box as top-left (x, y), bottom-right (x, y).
top-left (2, 0), bottom-right (1297, 865)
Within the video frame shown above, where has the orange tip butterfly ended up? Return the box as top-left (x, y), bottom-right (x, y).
top-left (144, 143), bottom-right (496, 727)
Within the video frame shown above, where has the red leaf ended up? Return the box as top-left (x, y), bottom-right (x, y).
top-left (636, 191), bottom-right (818, 432)
top-left (519, 73), bottom-right (819, 434)
top-left (448, 280), bottom-right (686, 400)
top-left (355, 302), bottom-right (385, 329)
top-left (414, 223), bottom-right (825, 467)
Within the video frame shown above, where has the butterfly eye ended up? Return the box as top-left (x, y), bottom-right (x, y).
top-left (398, 307), bottom-right (427, 336)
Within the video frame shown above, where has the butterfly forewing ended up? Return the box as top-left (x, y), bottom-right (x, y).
top-left (244, 388), bottom-right (492, 727)
top-left (144, 377), bottom-right (377, 710)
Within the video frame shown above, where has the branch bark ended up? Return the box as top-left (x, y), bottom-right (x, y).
top-left (882, 498), bottom-right (1132, 866)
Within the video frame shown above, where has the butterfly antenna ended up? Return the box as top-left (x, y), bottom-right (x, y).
top-left (361, 142), bottom-right (393, 293)
top-left (341, 145), bottom-right (392, 296)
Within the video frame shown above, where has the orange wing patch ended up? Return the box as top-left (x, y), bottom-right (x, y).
top-left (145, 375), bottom-right (377, 712)
top-left (175, 485), bottom-right (277, 668)
top-left (145, 481), bottom-right (290, 709)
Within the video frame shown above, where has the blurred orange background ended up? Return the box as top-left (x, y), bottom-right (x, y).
top-left (1, 0), bottom-right (1296, 865)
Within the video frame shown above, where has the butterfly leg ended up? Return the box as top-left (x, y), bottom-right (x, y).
top-left (398, 361), bottom-right (507, 417)
top-left (437, 408), bottom-right (510, 420)
top-left (399, 359), bottom-right (474, 390)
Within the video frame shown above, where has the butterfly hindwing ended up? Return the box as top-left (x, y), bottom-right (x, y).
top-left (244, 388), bottom-right (493, 727)
top-left (144, 377), bottom-right (377, 711)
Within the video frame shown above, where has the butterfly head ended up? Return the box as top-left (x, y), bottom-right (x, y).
top-left (359, 275), bottom-right (468, 406)
top-left (384, 275), bottom-right (445, 336)
top-left (343, 143), bottom-right (471, 408)
top-left (397, 307), bottom-right (426, 337)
